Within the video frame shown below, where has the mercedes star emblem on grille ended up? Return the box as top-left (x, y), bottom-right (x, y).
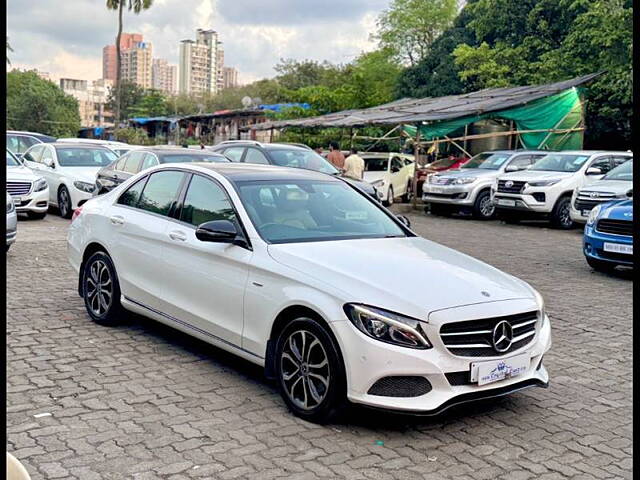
top-left (492, 320), bottom-right (513, 353)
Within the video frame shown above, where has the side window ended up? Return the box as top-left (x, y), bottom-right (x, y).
top-left (612, 156), bottom-right (631, 168)
top-left (114, 154), bottom-right (128, 171)
top-left (41, 147), bottom-right (54, 165)
top-left (140, 153), bottom-right (159, 172)
top-left (6, 135), bottom-right (20, 154)
top-left (123, 151), bottom-right (144, 173)
top-left (508, 155), bottom-right (532, 169)
top-left (244, 148), bottom-right (270, 165)
top-left (23, 145), bottom-right (43, 163)
top-left (391, 157), bottom-right (403, 171)
top-left (529, 155), bottom-right (545, 165)
top-left (222, 147), bottom-right (245, 162)
top-left (180, 175), bottom-right (237, 227)
top-left (137, 170), bottom-right (186, 217)
top-left (589, 157), bottom-right (612, 174)
top-left (10, 136), bottom-right (39, 154)
top-left (117, 177), bottom-right (147, 207)
top-left (403, 157), bottom-right (413, 166)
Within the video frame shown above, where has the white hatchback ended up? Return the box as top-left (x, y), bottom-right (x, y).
top-left (68, 163), bottom-right (551, 422)
top-left (362, 153), bottom-right (415, 206)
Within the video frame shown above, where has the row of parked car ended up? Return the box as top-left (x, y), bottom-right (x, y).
top-left (421, 149), bottom-right (634, 272)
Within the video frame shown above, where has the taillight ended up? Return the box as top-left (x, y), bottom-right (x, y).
top-left (71, 207), bottom-right (83, 223)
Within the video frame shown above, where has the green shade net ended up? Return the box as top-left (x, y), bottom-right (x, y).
top-left (403, 87), bottom-right (584, 150)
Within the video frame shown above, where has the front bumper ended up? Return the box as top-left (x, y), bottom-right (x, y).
top-left (421, 184), bottom-right (477, 206)
top-left (569, 206), bottom-right (588, 224)
top-left (6, 211), bottom-right (18, 245)
top-left (332, 307), bottom-right (551, 413)
top-left (12, 187), bottom-right (49, 214)
top-left (69, 188), bottom-right (95, 210)
top-left (583, 224), bottom-right (633, 266)
top-left (492, 192), bottom-right (552, 214)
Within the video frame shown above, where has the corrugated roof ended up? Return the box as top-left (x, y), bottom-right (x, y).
top-left (248, 73), bottom-right (600, 131)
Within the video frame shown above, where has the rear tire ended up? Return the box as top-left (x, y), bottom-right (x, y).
top-left (472, 190), bottom-right (495, 220)
top-left (275, 317), bottom-right (346, 424)
top-left (58, 186), bottom-right (72, 219)
top-left (82, 251), bottom-right (125, 326)
top-left (586, 256), bottom-right (616, 273)
top-left (27, 211), bottom-right (47, 220)
top-left (550, 196), bottom-right (573, 229)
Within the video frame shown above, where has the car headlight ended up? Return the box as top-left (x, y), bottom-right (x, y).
top-left (344, 304), bottom-right (431, 349)
top-left (533, 289), bottom-right (546, 325)
top-left (428, 175), bottom-right (440, 184)
top-left (587, 204), bottom-right (602, 225)
top-left (526, 179), bottom-right (561, 187)
top-left (33, 178), bottom-right (48, 192)
top-left (453, 177), bottom-right (477, 185)
top-left (74, 181), bottom-right (97, 193)
top-left (7, 199), bottom-right (15, 213)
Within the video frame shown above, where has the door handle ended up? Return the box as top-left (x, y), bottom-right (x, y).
top-left (169, 230), bottom-right (187, 241)
top-left (109, 215), bottom-right (124, 225)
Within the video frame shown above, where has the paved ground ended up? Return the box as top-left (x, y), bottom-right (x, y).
top-left (7, 208), bottom-right (632, 480)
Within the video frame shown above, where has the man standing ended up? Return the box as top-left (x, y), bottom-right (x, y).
top-left (343, 148), bottom-right (365, 180)
top-left (326, 141), bottom-right (345, 170)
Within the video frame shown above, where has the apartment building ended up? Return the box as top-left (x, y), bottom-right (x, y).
top-left (120, 41), bottom-right (153, 89)
top-left (178, 29), bottom-right (222, 95)
top-left (60, 78), bottom-right (114, 127)
top-left (222, 67), bottom-right (239, 89)
top-left (102, 33), bottom-right (143, 82)
top-left (152, 59), bottom-right (177, 94)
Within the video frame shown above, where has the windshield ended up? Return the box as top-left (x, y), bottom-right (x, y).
top-left (461, 152), bottom-right (511, 170)
top-left (529, 154), bottom-right (590, 172)
top-left (268, 149), bottom-right (338, 175)
top-left (603, 159), bottom-right (633, 181)
top-left (56, 147), bottom-right (118, 167)
top-left (430, 158), bottom-right (457, 169)
top-left (363, 157), bottom-right (389, 172)
top-left (236, 180), bottom-right (406, 244)
top-left (6, 150), bottom-right (20, 167)
top-left (160, 153), bottom-right (229, 164)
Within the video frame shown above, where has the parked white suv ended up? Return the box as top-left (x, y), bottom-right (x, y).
top-left (68, 162), bottom-right (550, 422)
top-left (6, 149), bottom-right (49, 219)
top-left (22, 142), bottom-right (118, 218)
top-left (570, 158), bottom-right (633, 224)
top-left (492, 151), bottom-right (632, 228)
top-left (422, 150), bottom-right (547, 219)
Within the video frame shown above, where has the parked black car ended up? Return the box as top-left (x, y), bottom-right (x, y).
top-left (209, 141), bottom-right (380, 201)
top-left (95, 146), bottom-right (230, 193)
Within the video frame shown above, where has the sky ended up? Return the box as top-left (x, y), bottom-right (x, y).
top-left (7, 0), bottom-right (390, 85)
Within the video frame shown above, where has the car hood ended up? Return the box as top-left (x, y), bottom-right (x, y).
top-left (7, 165), bottom-right (41, 181)
top-left (435, 168), bottom-right (502, 179)
top-left (59, 166), bottom-right (102, 184)
top-left (362, 171), bottom-right (386, 183)
top-left (267, 236), bottom-right (535, 320)
top-left (599, 199), bottom-right (633, 221)
top-left (499, 170), bottom-right (575, 181)
top-left (578, 180), bottom-right (632, 196)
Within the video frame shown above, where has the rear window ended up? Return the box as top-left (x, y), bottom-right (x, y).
top-left (159, 154), bottom-right (229, 164)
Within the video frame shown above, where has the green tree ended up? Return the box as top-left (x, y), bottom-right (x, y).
top-left (374, 0), bottom-right (458, 65)
top-left (6, 70), bottom-right (80, 136)
top-left (105, 0), bottom-right (153, 123)
top-left (129, 89), bottom-right (169, 117)
top-left (106, 81), bottom-right (145, 120)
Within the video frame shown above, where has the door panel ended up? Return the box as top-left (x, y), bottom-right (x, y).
top-left (161, 174), bottom-right (251, 345)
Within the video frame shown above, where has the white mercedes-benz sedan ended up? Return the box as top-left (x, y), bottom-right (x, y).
top-left (67, 163), bottom-right (551, 422)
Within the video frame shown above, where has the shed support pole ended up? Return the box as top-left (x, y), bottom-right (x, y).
top-left (411, 125), bottom-right (420, 209)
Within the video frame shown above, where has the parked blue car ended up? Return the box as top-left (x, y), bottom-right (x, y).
top-left (583, 199), bottom-right (633, 272)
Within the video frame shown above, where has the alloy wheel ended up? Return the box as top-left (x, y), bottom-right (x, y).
top-left (280, 329), bottom-right (331, 411)
top-left (85, 259), bottom-right (113, 316)
top-left (59, 188), bottom-right (70, 218)
top-left (559, 202), bottom-right (572, 227)
top-left (479, 195), bottom-right (495, 217)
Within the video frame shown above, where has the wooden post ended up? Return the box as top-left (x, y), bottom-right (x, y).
top-left (349, 128), bottom-right (354, 150)
top-left (508, 120), bottom-right (514, 149)
top-left (463, 124), bottom-right (469, 153)
top-left (269, 127), bottom-right (274, 143)
top-left (411, 125), bottom-right (420, 209)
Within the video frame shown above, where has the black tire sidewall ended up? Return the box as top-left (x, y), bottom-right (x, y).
top-left (551, 196), bottom-right (573, 229)
top-left (58, 186), bottom-right (72, 219)
top-left (82, 251), bottom-right (124, 326)
top-left (275, 318), bottom-right (346, 423)
top-left (473, 190), bottom-right (494, 219)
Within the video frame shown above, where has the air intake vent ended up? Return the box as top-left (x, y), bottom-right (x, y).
top-left (367, 376), bottom-right (432, 397)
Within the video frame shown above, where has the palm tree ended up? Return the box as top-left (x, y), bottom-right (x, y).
top-left (7, 37), bottom-right (13, 65)
top-left (106, 0), bottom-right (153, 124)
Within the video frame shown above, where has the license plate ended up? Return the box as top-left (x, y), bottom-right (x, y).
top-left (604, 242), bottom-right (633, 255)
top-left (582, 210), bottom-right (590, 217)
top-left (430, 187), bottom-right (444, 194)
top-left (471, 353), bottom-right (530, 386)
top-left (497, 199), bottom-right (516, 207)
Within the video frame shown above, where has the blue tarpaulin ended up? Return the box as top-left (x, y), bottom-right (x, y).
top-left (258, 103), bottom-right (310, 112)
top-left (130, 116), bottom-right (181, 125)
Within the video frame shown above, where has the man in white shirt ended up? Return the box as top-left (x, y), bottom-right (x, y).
top-left (343, 148), bottom-right (365, 180)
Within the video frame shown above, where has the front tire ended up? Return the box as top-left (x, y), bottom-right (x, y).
top-left (27, 211), bottom-right (47, 220)
top-left (275, 317), bottom-right (346, 423)
top-left (473, 190), bottom-right (495, 219)
top-left (82, 251), bottom-right (125, 326)
top-left (551, 196), bottom-right (573, 229)
top-left (58, 186), bottom-right (72, 219)
top-left (384, 187), bottom-right (394, 207)
top-left (401, 181), bottom-right (413, 203)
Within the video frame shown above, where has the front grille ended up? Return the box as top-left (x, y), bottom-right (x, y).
top-left (596, 219), bottom-right (633, 236)
top-left (440, 310), bottom-right (539, 357)
top-left (596, 249), bottom-right (633, 263)
top-left (574, 194), bottom-right (616, 212)
top-left (431, 177), bottom-right (456, 185)
top-left (497, 180), bottom-right (526, 194)
top-left (7, 181), bottom-right (32, 196)
top-left (367, 376), bottom-right (432, 397)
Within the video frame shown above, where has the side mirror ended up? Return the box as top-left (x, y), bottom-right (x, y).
top-left (396, 215), bottom-right (411, 228)
top-left (586, 167), bottom-right (602, 175)
top-left (44, 158), bottom-right (55, 168)
top-left (196, 220), bottom-right (238, 243)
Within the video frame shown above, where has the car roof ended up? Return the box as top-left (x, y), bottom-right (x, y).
top-left (50, 142), bottom-right (115, 150)
top-left (7, 130), bottom-right (56, 140)
top-left (57, 138), bottom-right (130, 146)
top-left (142, 146), bottom-right (228, 156)
top-left (166, 162), bottom-right (338, 183)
